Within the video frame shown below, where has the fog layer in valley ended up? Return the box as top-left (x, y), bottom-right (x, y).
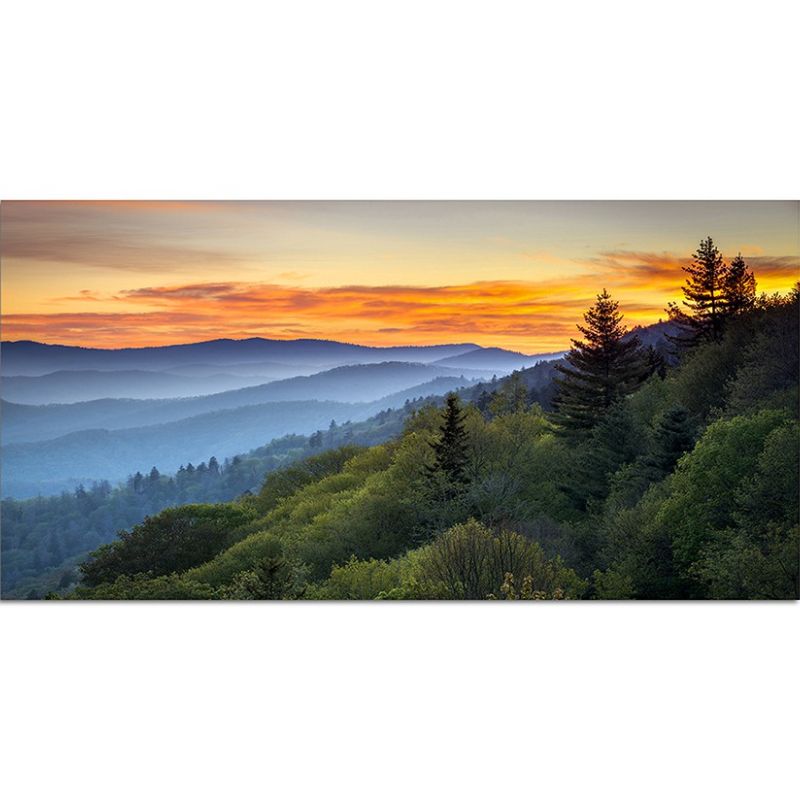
top-left (1, 338), bottom-right (563, 498)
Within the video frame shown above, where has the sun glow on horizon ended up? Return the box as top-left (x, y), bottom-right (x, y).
top-left (2, 201), bottom-right (797, 352)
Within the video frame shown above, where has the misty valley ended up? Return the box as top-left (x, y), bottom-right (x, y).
top-left (1, 337), bottom-right (567, 595)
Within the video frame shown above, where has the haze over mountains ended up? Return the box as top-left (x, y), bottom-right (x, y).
top-left (433, 347), bottom-right (566, 372)
top-left (1, 337), bottom-right (566, 499)
top-left (1, 338), bottom-right (483, 376)
top-left (1, 369), bottom-right (271, 404)
top-left (2, 362), bottom-right (501, 405)
top-left (2, 364), bottom-right (478, 445)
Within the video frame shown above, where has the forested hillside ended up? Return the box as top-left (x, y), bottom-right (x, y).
top-left (62, 241), bottom-right (799, 601)
top-left (1, 391), bottom-right (452, 597)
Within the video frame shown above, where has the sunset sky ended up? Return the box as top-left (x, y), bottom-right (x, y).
top-left (1, 201), bottom-right (797, 353)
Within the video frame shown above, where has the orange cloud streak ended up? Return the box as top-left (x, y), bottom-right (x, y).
top-left (3, 252), bottom-right (797, 350)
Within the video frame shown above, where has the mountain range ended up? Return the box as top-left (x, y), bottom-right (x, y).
top-left (0, 338), bottom-right (483, 376)
top-left (2, 362), bottom-right (491, 443)
top-left (0, 335), bottom-right (601, 499)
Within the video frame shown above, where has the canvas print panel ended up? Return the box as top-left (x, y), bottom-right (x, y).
top-left (1, 200), bottom-right (797, 600)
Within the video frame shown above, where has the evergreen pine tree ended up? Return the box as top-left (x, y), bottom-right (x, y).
top-left (553, 289), bottom-right (646, 436)
top-left (644, 345), bottom-right (667, 380)
top-left (667, 236), bottom-right (729, 346)
top-left (475, 389), bottom-right (493, 417)
top-left (488, 372), bottom-right (529, 416)
top-left (573, 401), bottom-right (644, 507)
top-left (722, 253), bottom-right (757, 316)
top-left (427, 393), bottom-right (469, 486)
top-left (643, 405), bottom-right (695, 480)
top-left (132, 471), bottom-right (144, 493)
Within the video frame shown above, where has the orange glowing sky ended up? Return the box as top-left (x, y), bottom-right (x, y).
top-left (1, 201), bottom-right (798, 352)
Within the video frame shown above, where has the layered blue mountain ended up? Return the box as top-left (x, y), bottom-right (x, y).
top-left (2, 362), bottom-right (490, 444)
top-left (0, 332), bottom-right (677, 500)
top-left (0, 369), bottom-right (272, 404)
top-left (0, 338), bottom-right (482, 376)
top-left (1, 378), bottom-right (477, 498)
top-left (1, 355), bottom-right (496, 497)
top-left (432, 347), bottom-right (566, 372)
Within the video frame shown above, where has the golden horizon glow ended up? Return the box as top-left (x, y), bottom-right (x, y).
top-left (2, 201), bottom-right (798, 352)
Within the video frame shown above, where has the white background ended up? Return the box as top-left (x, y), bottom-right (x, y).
top-left (1, 2), bottom-right (798, 799)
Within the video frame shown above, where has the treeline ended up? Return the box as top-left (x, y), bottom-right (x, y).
top-left (42, 239), bottom-right (800, 599)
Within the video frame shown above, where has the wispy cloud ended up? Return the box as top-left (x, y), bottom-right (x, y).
top-left (1, 201), bottom-right (251, 273)
top-left (587, 249), bottom-right (799, 291)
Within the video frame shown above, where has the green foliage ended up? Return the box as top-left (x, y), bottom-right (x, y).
top-left (181, 444), bottom-right (415, 586)
top-left (71, 573), bottom-right (217, 600)
top-left (691, 524), bottom-right (799, 600)
top-left (643, 404), bottom-right (695, 479)
top-left (185, 532), bottom-right (293, 588)
top-left (487, 372), bottom-right (530, 416)
top-left (411, 519), bottom-right (586, 600)
top-left (599, 482), bottom-right (689, 599)
top-left (494, 573), bottom-right (571, 600)
top-left (658, 410), bottom-right (789, 577)
top-left (691, 421), bottom-right (799, 598)
top-left (573, 401), bottom-right (646, 508)
top-left (603, 403), bottom-right (696, 514)
top-left (80, 503), bottom-right (255, 587)
top-left (219, 558), bottom-right (302, 600)
top-left (725, 289), bottom-right (799, 416)
top-left (592, 568), bottom-right (636, 600)
top-left (466, 407), bottom-right (574, 526)
top-left (664, 336), bottom-right (743, 422)
top-left (307, 556), bottom-right (407, 600)
top-left (255, 445), bottom-right (364, 514)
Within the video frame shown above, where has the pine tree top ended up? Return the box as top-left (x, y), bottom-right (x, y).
top-left (553, 289), bottom-right (647, 436)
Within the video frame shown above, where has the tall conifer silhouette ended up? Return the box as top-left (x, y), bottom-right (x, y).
top-left (723, 253), bottom-right (757, 315)
top-left (427, 393), bottom-right (469, 486)
top-left (553, 289), bottom-right (646, 436)
top-left (667, 236), bottom-right (729, 346)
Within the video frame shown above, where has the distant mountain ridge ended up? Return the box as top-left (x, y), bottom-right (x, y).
top-left (0, 369), bottom-right (270, 404)
top-left (0, 338), bottom-right (483, 376)
top-left (432, 347), bottom-right (566, 371)
top-left (0, 323), bottom-right (679, 499)
top-left (1, 361), bottom-right (484, 444)
top-left (1, 374), bottom-right (475, 498)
